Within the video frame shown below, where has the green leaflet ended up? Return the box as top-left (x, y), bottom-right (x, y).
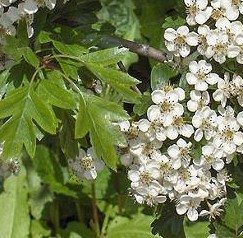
top-left (37, 75), bottom-right (77, 109)
top-left (79, 47), bottom-right (129, 66)
top-left (75, 94), bottom-right (129, 169)
top-left (0, 84), bottom-right (58, 159)
top-left (0, 166), bottom-right (30, 238)
top-left (85, 62), bottom-right (141, 103)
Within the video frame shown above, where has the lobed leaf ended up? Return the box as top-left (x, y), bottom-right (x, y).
top-left (0, 84), bottom-right (58, 159)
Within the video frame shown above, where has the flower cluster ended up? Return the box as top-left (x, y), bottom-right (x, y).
top-left (119, 81), bottom-right (238, 221)
top-left (119, 1), bottom-right (243, 222)
top-left (164, 0), bottom-right (243, 64)
top-left (68, 147), bottom-right (105, 180)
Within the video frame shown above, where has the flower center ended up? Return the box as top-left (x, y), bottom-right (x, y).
top-left (175, 36), bottom-right (186, 46)
top-left (142, 143), bottom-right (154, 157)
top-left (222, 128), bottom-right (234, 140)
top-left (80, 156), bottom-right (93, 170)
top-left (215, 43), bottom-right (227, 54)
top-left (160, 101), bottom-right (173, 113)
top-left (186, 5), bottom-right (198, 16)
top-left (204, 155), bottom-right (214, 164)
top-left (127, 126), bottom-right (139, 139)
top-left (197, 71), bottom-right (206, 81)
top-left (163, 85), bottom-right (173, 93)
top-left (173, 116), bottom-right (184, 127)
top-left (211, 9), bottom-right (223, 20)
top-left (140, 172), bottom-right (152, 185)
top-left (160, 163), bottom-right (170, 173)
top-left (232, 0), bottom-right (240, 6)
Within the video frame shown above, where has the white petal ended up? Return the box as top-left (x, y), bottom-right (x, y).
top-left (227, 46), bottom-right (240, 58)
top-left (23, 0), bottom-right (38, 14)
top-left (186, 32), bottom-right (198, 46)
top-left (177, 25), bottom-right (189, 35)
top-left (168, 144), bottom-right (180, 158)
top-left (151, 90), bottom-right (165, 104)
top-left (186, 73), bottom-right (197, 85)
top-left (187, 208), bottom-right (199, 221)
top-left (164, 28), bottom-right (177, 41)
top-left (176, 204), bottom-right (187, 215)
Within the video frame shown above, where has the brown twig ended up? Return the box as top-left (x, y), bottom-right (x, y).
top-left (118, 38), bottom-right (167, 62)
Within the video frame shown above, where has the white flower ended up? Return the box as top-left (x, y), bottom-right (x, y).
top-left (134, 182), bottom-right (167, 206)
top-left (195, 143), bottom-right (225, 171)
top-left (176, 195), bottom-right (202, 221)
top-left (164, 25), bottom-right (198, 57)
top-left (138, 118), bottom-right (166, 142)
top-left (221, 0), bottom-right (243, 20)
top-left (167, 138), bottom-right (192, 170)
top-left (69, 147), bottom-right (104, 180)
top-left (149, 89), bottom-right (184, 127)
top-left (214, 107), bottom-right (243, 154)
top-left (164, 115), bottom-right (194, 140)
top-left (205, 29), bottom-right (233, 64)
top-left (197, 24), bottom-right (211, 55)
top-left (186, 60), bottom-right (220, 91)
top-left (128, 163), bottom-right (160, 189)
top-left (192, 106), bottom-right (217, 141)
top-left (200, 198), bottom-right (226, 220)
top-left (213, 73), bottom-right (231, 107)
top-left (184, 0), bottom-right (212, 25)
top-left (231, 74), bottom-right (243, 106)
top-left (187, 90), bottom-right (210, 112)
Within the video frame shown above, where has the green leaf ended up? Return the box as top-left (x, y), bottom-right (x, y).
top-left (0, 84), bottom-right (58, 159)
top-left (85, 62), bottom-right (140, 103)
top-left (33, 145), bottom-right (78, 198)
top-left (59, 222), bottom-right (95, 238)
top-left (75, 95), bottom-right (89, 138)
top-left (37, 78), bottom-right (77, 109)
top-left (151, 63), bottom-right (178, 90)
top-left (0, 165), bottom-right (30, 238)
top-left (53, 40), bottom-right (87, 57)
top-left (18, 47), bottom-right (39, 68)
top-left (106, 214), bottom-right (159, 238)
top-left (80, 47), bottom-right (129, 66)
top-left (0, 70), bottom-right (10, 99)
top-left (25, 158), bottom-right (53, 219)
top-left (223, 195), bottom-right (243, 233)
top-left (184, 221), bottom-right (209, 238)
top-left (30, 220), bottom-right (51, 238)
top-left (60, 111), bottom-right (79, 159)
top-left (133, 92), bottom-right (152, 116)
top-left (151, 203), bottom-right (186, 238)
top-left (75, 94), bottom-right (129, 169)
top-left (37, 30), bottom-right (52, 43)
top-left (162, 16), bottom-right (186, 29)
top-left (57, 57), bottom-right (80, 80)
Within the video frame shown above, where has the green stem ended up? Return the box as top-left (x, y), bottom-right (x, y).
top-left (75, 200), bottom-right (84, 224)
top-left (49, 53), bottom-right (83, 63)
top-left (91, 181), bottom-right (100, 238)
top-left (115, 171), bottom-right (122, 215)
top-left (50, 200), bottom-right (60, 235)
